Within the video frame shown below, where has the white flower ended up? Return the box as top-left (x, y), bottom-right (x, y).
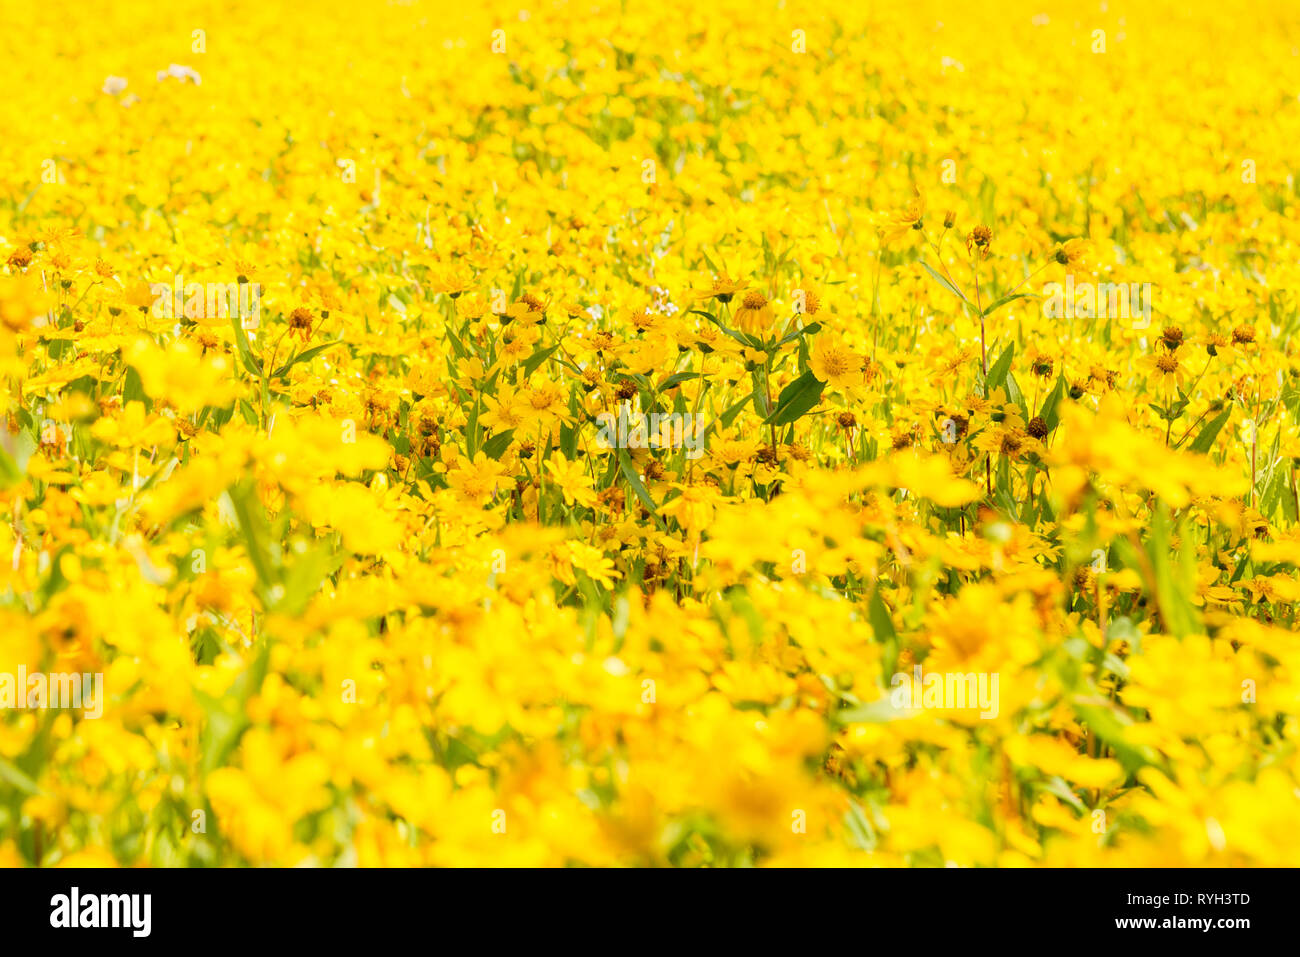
top-left (156, 64), bottom-right (202, 85)
top-left (102, 76), bottom-right (128, 96)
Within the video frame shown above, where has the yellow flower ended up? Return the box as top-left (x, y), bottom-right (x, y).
top-left (544, 454), bottom-right (597, 508)
top-left (566, 540), bottom-right (620, 588)
top-left (1140, 350), bottom-right (1187, 395)
top-left (447, 451), bottom-right (507, 505)
top-left (0, 274), bottom-right (51, 331)
top-left (877, 188), bottom-right (926, 242)
top-left (479, 384), bottom-right (532, 431)
top-left (809, 335), bottom-right (865, 390)
top-left (659, 482), bottom-right (722, 534)
top-left (1052, 238), bottom-right (1090, 266)
top-left (125, 336), bottom-right (240, 414)
top-left (731, 290), bottom-right (776, 337)
top-left (690, 275), bottom-right (747, 304)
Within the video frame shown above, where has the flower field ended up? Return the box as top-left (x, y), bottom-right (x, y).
top-left (2, 0), bottom-right (1300, 867)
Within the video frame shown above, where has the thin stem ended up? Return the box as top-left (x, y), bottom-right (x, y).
top-left (870, 247), bottom-right (883, 360)
top-left (928, 232), bottom-right (971, 302)
top-left (764, 360), bottom-right (778, 459)
top-left (1173, 407), bottom-right (1211, 448)
top-left (1250, 387), bottom-right (1259, 506)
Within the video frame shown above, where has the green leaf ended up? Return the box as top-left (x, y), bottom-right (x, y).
top-left (560, 394), bottom-right (579, 459)
top-left (0, 447), bottom-right (21, 489)
top-left (868, 588), bottom-right (897, 641)
top-left (1073, 698), bottom-right (1162, 773)
top-left (123, 365), bottom-right (149, 406)
top-left (0, 757), bottom-right (42, 796)
top-left (278, 545), bottom-right (339, 617)
top-left (763, 370), bottom-right (825, 426)
top-left (703, 390), bottom-right (755, 442)
top-left (197, 640), bottom-right (270, 776)
top-left (1039, 376), bottom-right (1067, 432)
top-left (1146, 504), bottom-right (1202, 637)
top-left (1260, 463), bottom-right (1288, 519)
top-left (1188, 406), bottom-right (1232, 455)
top-left (919, 261), bottom-right (968, 304)
top-left (985, 342), bottom-right (1015, 392)
top-left (657, 371), bottom-right (702, 391)
top-left (226, 482), bottom-right (278, 600)
top-left (466, 394), bottom-right (481, 458)
top-left (750, 369), bottom-right (772, 417)
top-left (230, 316), bottom-right (262, 377)
top-left (481, 429), bottom-right (515, 460)
top-left (843, 799), bottom-right (877, 850)
top-left (722, 327), bottom-right (760, 349)
top-left (0, 430), bottom-right (35, 489)
top-left (521, 344), bottom-right (560, 379)
top-left (775, 321), bottom-right (821, 347)
top-left (836, 697), bottom-right (906, 724)
top-left (272, 339), bottom-right (345, 379)
top-left (1040, 776), bottom-right (1087, 813)
top-left (700, 313), bottom-right (761, 350)
top-left (618, 450), bottom-right (659, 518)
top-left (195, 647), bottom-right (269, 776)
top-left (1005, 372), bottom-right (1028, 420)
top-left (1282, 475), bottom-right (1300, 524)
top-left (442, 322), bottom-right (469, 361)
top-left (981, 291), bottom-right (1039, 317)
